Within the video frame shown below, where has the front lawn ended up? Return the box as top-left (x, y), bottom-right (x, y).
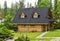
top-left (43, 29), bottom-right (60, 37)
top-left (13, 32), bottom-right (42, 39)
top-left (21, 32), bottom-right (42, 39)
top-left (33, 38), bottom-right (51, 41)
top-left (12, 29), bottom-right (60, 41)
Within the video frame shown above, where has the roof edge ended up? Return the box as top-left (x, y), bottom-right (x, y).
top-left (10, 23), bottom-right (49, 24)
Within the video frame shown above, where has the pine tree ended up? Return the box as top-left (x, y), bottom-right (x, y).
top-left (0, 4), bottom-right (1, 18)
top-left (0, 4), bottom-right (3, 19)
top-left (15, 2), bottom-right (19, 12)
top-left (0, 4), bottom-right (1, 11)
top-left (10, 3), bottom-right (14, 16)
top-left (27, 3), bottom-right (30, 8)
top-left (54, 0), bottom-right (57, 14)
top-left (51, 0), bottom-right (57, 18)
top-left (35, 2), bottom-right (37, 7)
top-left (4, 1), bottom-right (7, 17)
top-left (19, 0), bottom-right (25, 8)
top-left (36, 0), bottom-right (50, 7)
top-left (50, 0), bottom-right (52, 9)
top-left (30, 3), bottom-right (32, 8)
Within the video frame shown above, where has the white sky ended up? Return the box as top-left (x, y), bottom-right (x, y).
top-left (0, 0), bottom-right (55, 8)
top-left (0, 0), bottom-right (38, 8)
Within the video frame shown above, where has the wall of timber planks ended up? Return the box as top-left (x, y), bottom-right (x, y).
top-left (18, 24), bottom-right (50, 32)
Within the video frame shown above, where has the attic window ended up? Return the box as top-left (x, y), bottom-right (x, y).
top-left (32, 12), bottom-right (39, 18)
top-left (20, 12), bottom-right (26, 18)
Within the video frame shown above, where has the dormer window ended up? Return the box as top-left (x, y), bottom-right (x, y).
top-left (20, 12), bottom-right (25, 18)
top-left (32, 12), bottom-right (39, 18)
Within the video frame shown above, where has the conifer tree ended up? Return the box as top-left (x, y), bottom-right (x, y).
top-left (15, 2), bottom-right (19, 12)
top-left (36, 0), bottom-right (50, 7)
top-left (30, 3), bottom-right (32, 8)
top-left (4, 1), bottom-right (7, 17)
top-left (54, 0), bottom-right (57, 14)
top-left (0, 4), bottom-right (1, 11)
top-left (27, 3), bottom-right (30, 8)
top-left (10, 3), bottom-right (14, 16)
top-left (19, 0), bottom-right (25, 8)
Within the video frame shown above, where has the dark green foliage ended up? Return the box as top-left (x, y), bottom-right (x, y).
top-left (10, 3), bottom-right (15, 17)
top-left (0, 26), bottom-right (14, 39)
top-left (27, 3), bottom-right (30, 8)
top-left (51, 0), bottom-right (60, 29)
top-left (0, 16), bottom-right (15, 40)
top-left (0, 5), bottom-right (1, 11)
top-left (52, 0), bottom-right (60, 29)
top-left (0, 0), bottom-right (25, 41)
top-left (15, 35), bottom-right (30, 41)
top-left (4, 1), bottom-right (7, 17)
top-left (3, 14), bottom-right (12, 28)
top-left (0, 38), bottom-right (5, 41)
top-left (15, 2), bottom-right (19, 12)
top-left (37, 0), bottom-right (60, 29)
top-left (30, 3), bottom-right (32, 8)
top-left (27, 3), bottom-right (32, 8)
top-left (36, 0), bottom-right (50, 8)
top-left (19, 0), bottom-right (25, 8)
top-left (3, 14), bottom-right (17, 29)
top-left (0, 0), bottom-right (60, 41)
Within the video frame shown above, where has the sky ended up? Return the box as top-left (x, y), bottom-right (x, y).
top-left (0, 0), bottom-right (38, 8)
top-left (0, 0), bottom-right (55, 8)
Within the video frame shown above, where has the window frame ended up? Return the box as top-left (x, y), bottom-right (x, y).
top-left (20, 12), bottom-right (26, 18)
top-left (32, 11), bottom-right (39, 18)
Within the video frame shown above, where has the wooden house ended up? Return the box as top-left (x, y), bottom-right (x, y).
top-left (11, 8), bottom-right (56, 32)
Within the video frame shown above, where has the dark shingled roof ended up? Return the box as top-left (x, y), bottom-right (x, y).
top-left (11, 8), bottom-right (55, 24)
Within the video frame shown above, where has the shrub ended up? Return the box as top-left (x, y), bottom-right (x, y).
top-left (15, 35), bottom-right (30, 41)
top-left (0, 38), bottom-right (5, 41)
top-left (0, 26), bottom-right (14, 39)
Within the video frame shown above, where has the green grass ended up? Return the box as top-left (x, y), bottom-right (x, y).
top-left (30, 38), bottom-right (52, 41)
top-left (21, 32), bottom-right (42, 39)
top-left (12, 32), bottom-right (21, 37)
top-left (12, 29), bottom-right (60, 41)
top-left (43, 29), bottom-right (60, 37)
top-left (13, 32), bottom-right (42, 39)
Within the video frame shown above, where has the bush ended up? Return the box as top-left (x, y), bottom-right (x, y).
top-left (15, 35), bottom-right (30, 41)
top-left (0, 38), bottom-right (5, 41)
top-left (0, 26), bottom-right (14, 39)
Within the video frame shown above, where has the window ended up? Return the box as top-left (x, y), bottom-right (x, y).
top-left (20, 12), bottom-right (26, 18)
top-left (32, 11), bottom-right (39, 18)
